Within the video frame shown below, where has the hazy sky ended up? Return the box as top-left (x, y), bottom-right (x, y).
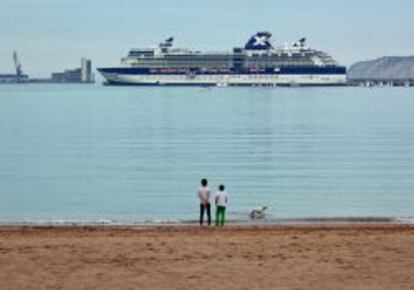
top-left (1, 0), bottom-right (413, 77)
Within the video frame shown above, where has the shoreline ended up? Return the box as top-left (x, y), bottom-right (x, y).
top-left (1, 220), bottom-right (414, 232)
top-left (0, 216), bottom-right (412, 227)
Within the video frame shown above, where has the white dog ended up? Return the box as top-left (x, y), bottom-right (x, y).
top-left (249, 206), bottom-right (268, 219)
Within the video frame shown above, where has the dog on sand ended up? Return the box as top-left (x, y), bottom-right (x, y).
top-left (249, 206), bottom-right (268, 219)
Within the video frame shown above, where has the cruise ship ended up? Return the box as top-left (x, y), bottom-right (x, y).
top-left (98, 32), bottom-right (346, 86)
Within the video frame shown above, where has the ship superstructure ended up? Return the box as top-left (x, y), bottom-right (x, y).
top-left (98, 32), bottom-right (346, 86)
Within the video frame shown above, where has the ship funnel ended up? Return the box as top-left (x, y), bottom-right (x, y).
top-left (244, 32), bottom-right (273, 50)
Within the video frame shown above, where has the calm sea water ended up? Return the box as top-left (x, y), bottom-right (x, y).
top-left (0, 84), bottom-right (413, 223)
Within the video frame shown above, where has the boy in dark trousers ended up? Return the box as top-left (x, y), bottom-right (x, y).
top-left (198, 178), bottom-right (211, 226)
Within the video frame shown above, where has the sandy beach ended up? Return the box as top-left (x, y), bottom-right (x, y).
top-left (0, 224), bottom-right (413, 290)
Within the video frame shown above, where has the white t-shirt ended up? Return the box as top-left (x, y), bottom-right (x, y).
top-left (215, 191), bottom-right (228, 207)
top-left (198, 186), bottom-right (211, 204)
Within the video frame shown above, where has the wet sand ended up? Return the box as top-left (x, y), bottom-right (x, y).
top-left (0, 224), bottom-right (413, 290)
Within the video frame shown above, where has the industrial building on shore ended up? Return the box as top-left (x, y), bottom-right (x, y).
top-left (0, 73), bottom-right (29, 83)
top-left (50, 58), bottom-right (94, 83)
top-left (1, 53), bottom-right (95, 84)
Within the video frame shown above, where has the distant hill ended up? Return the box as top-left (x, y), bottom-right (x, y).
top-left (348, 56), bottom-right (414, 80)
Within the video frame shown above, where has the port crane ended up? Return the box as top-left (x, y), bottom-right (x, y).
top-left (13, 51), bottom-right (23, 81)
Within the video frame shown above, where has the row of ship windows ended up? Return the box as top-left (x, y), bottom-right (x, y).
top-left (132, 61), bottom-right (315, 65)
top-left (132, 59), bottom-right (316, 65)
top-left (160, 54), bottom-right (313, 59)
top-left (132, 75), bottom-right (329, 80)
top-left (131, 63), bottom-right (231, 68)
top-left (133, 75), bottom-right (269, 80)
top-left (131, 56), bottom-right (315, 62)
top-left (130, 61), bottom-right (315, 68)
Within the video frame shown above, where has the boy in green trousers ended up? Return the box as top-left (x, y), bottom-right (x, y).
top-left (215, 184), bottom-right (228, 226)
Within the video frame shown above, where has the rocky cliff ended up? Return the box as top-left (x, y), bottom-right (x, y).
top-left (348, 56), bottom-right (414, 80)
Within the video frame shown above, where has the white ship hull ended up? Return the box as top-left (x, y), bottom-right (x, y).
top-left (101, 72), bottom-right (347, 86)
